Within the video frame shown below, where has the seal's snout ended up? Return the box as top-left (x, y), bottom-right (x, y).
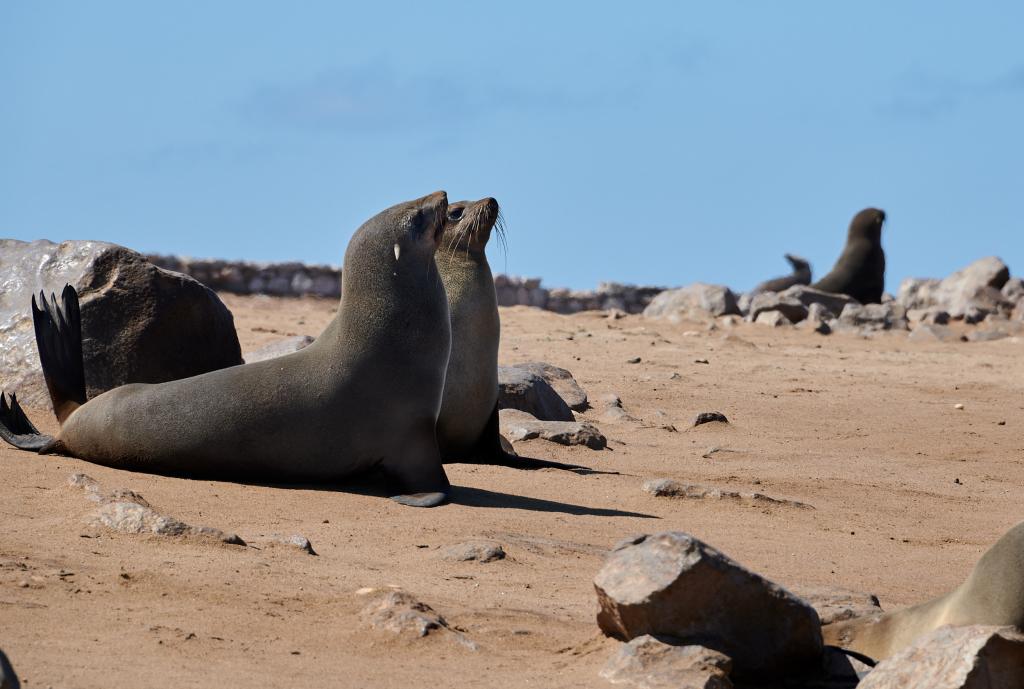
top-left (480, 197), bottom-right (499, 223)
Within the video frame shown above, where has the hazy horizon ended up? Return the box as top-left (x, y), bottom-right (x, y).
top-left (3, 2), bottom-right (1022, 293)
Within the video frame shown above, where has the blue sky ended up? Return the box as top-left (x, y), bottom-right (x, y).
top-left (2, 2), bottom-right (1022, 292)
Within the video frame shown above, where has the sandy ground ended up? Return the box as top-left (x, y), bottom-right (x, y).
top-left (3, 293), bottom-right (1023, 688)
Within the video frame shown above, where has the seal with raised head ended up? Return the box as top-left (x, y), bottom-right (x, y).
top-left (753, 253), bottom-right (812, 294)
top-left (434, 197), bottom-right (505, 463)
top-left (0, 191), bottom-right (454, 507)
top-left (812, 208), bottom-right (886, 304)
top-left (823, 521), bottom-right (1024, 662)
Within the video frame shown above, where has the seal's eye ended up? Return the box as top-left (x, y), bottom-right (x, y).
top-left (448, 207), bottom-right (464, 222)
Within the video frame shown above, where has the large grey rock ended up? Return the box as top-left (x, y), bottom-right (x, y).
top-left (898, 258), bottom-right (1013, 321)
top-left (780, 285), bottom-right (857, 317)
top-left (600, 635), bottom-right (733, 689)
top-left (837, 302), bottom-right (909, 332)
top-left (1001, 278), bottom-right (1024, 303)
top-left (0, 239), bottom-right (242, 408)
top-left (858, 625), bottom-right (1024, 689)
top-left (909, 323), bottom-right (964, 343)
top-left (243, 335), bottom-right (315, 363)
top-left (0, 649), bottom-right (19, 689)
top-left (747, 291), bottom-right (809, 324)
top-left (499, 409), bottom-right (606, 449)
top-left (497, 366), bottom-right (575, 421)
top-left (643, 283), bottom-right (740, 321)
top-left (594, 532), bottom-right (824, 680)
top-left (509, 361), bottom-right (588, 411)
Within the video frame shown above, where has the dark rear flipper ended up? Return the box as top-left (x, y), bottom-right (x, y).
top-left (32, 284), bottom-right (87, 423)
top-left (0, 391), bottom-right (54, 451)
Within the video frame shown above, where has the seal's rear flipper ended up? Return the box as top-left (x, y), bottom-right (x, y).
top-left (0, 391), bottom-right (55, 451)
top-left (32, 285), bottom-right (87, 423)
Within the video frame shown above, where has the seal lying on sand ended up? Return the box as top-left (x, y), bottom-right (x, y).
top-left (812, 208), bottom-right (886, 304)
top-left (752, 254), bottom-right (812, 294)
top-left (823, 521), bottom-right (1024, 661)
top-left (1, 192), bottom-right (454, 507)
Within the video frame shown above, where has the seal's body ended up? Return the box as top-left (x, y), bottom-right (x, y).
top-left (823, 521), bottom-right (1024, 661)
top-left (435, 198), bottom-right (503, 462)
top-left (812, 208), bottom-right (886, 304)
top-left (753, 254), bottom-right (812, 294)
top-left (1, 192), bottom-right (454, 507)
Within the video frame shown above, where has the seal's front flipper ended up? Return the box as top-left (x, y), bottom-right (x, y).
top-left (390, 491), bottom-right (448, 508)
top-left (385, 438), bottom-right (451, 508)
top-left (0, 391), bottom-right (55, 451)
top-left (32, 285), bottom-right (87, 423)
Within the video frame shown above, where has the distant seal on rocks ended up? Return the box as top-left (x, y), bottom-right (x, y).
top-left (823, 521), bottom-right (1024, 661)
top-left (753, 254), bottom-right (812, 294)
top-left (434, 197), bottom-right (505, 462)
top-left (1, 192), bottom-right (455, 507)
top-left (812, 208), bottom-right (886, 304)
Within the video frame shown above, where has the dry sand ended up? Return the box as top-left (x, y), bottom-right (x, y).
top-left (2, 293), bottom-right (1022, 688)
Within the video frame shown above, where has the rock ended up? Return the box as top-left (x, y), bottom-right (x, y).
top-left (907, 308), bottom-right (951, 325)
top-left (898, 258), bottom-right (1014, 321)
top-left (509, 362), bottom-right (589, 411)
top-left (788, 584), bottom-right (882, 625)
top-left (0, 649), bottom-right (19, 689)
top-left (601, 394), bottom-right (642, 424)
top-left (600, 635), bottom-right (733, 689)
top-left (908, 323), bottom-right (964, 343)
top-left (1002, 278), bottom-right (1024, 303)
top-left (360, 589), bottom-right (476, 649)
top-left (243, 335), bottom-right (315, 363)
top-left (642, 479), bottom-right (813, 510)
top-left (837, 302), bottom-right (909, 331)
top-left (499, 409), bottom-right (606, 450)
top-left (0, 239), bottom-right (242, 408)
top-left (754, 310), bottom-right (792, 327)
top-left (72, 475), bottom-right (244, 545)
top-left (594, 531), bottom-right (824, 679)
top-left (747, 292), bottom-right (808, 324)
top-left (780, 285), bottom-right (857, 317)
top-left (89, 501), bottom-right (244, 545)
top-left (497, 366), bottom-right (575, 422)
top-left (857, 625), bottom-right (1024, 689)
top-left (693, 412), bottom-right (728, 426)
top-left (438, 540), bottom-right (506, 563)
top-left (966, 321), bottom-right (1024, 342)
top-left (269, 534), bottom-right (317, 555)
top-left (643, 283), bottom-right (740, 321)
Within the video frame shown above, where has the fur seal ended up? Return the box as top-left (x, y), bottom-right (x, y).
top-left (823, 521), bottom-right (1024, 661)
top-left (434, 197), bottom-right (505, 462)
top-left (812, 208), bottom-right (886, 303)
top-left (753, 254), bottom-right (812, 293)
top-left (1, 191), bottom-right (454, 507)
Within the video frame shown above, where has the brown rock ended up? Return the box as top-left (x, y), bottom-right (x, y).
top-left (500, 409), bottom-right (606, 449)
top-left (497, 366), bottom-right (575, 421)
top-left (600, 635), bottom-right (733, 689)
top-left (0, 239), bottom-right (241, 408)
top-left (510, 362), bottom-right (589, 411)
top-left (438, 541), bottom-right (506, 563)
top-left (857, 625), bottom-right (1024, 689)
top-left (594, 532), bottom-right (823, 680)
top-left (788, 584), bottom-right (882, 625)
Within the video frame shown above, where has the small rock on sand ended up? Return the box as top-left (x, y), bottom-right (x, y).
top-left (600, 635), bottom-right (733, 689)
top-left (500, 409), bottom-right (607, 450)
top-left (497, 366), bottom-right (575, 421)
top-left (360, 589), bottom-right (476, 650)
top-left (438, 541), bottom-right (506, 563)
top-left (642, 479), bottom-right (813, 510)
top-left (788, 584), bottom-right (883, 625)
top-left (692, 412), bottom-right (728, 427)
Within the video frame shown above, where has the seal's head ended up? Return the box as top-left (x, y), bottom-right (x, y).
top-left (344, 191), bottom-right (448, 274)
top-left (848, 208), bottom-right (886, 242)
top-left (441, 197), bottom-right (503, 257)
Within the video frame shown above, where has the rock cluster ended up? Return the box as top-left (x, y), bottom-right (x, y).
top-left (147, 254), bottom-right (342, 298)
